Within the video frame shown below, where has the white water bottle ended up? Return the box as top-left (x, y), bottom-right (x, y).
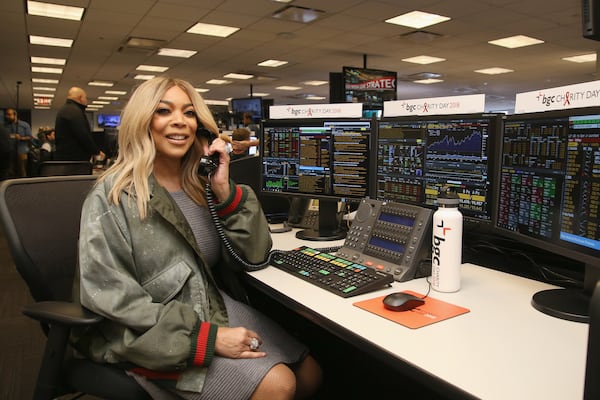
top-left (431, 187), bottom-right (463, 292)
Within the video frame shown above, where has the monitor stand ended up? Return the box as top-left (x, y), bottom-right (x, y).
top-left (531, 262), bottom-right (596, 323)
top-left (295, 198), bottom-right (346, 241)
top-left (531, 288), bottom-right (590, 323)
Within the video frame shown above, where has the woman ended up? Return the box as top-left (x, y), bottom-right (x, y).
top-left (72, 77), bottom-right (322, 399)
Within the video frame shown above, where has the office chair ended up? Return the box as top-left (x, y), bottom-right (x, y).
top-left (38, 160), bottom-right (93, 177)
top-left (585, 280), bottom-right (600, 400)
top-left (0, 176), bottom-right (150, 400)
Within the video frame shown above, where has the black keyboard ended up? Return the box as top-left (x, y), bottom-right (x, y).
top-left (312, 245), bottom-right (342, 254)
top-left (270, 246), bottom-right (394, 298)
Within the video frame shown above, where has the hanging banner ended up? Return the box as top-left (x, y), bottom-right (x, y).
top-left (383, 94), bottom-right (485, 116)
top-left (514, 80), bottom-right (600, 113)
top-left (343, 66), bottom-right (397, 113)
top-left (269, 103), bottom-right (362, 119)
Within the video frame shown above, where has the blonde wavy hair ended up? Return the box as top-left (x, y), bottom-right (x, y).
top-left (98, 76), bottom-right (219, 219)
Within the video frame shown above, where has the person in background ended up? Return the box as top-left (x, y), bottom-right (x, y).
top-left (72, 76), bottom-right (322, 400)
top-left (242, 111), bottom-right (259, 134)
top-left (4, 107), bottom-right (32, 177)
top-left (221, 128), bottom-right (259, 159)
top-left (0, 124), bottom-right (10, 180)
top-left (54, 86), bottom-right (105, 162)
top-left (236, 113), bottom-right (261, 155)
top-left (39, 128), bottom-right (55, 161)
top-left (230, 127), bottom-right (252, 161)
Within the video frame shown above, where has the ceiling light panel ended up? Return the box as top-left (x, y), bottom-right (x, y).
top-left (414, 78), bottom-right (444, 84)
top-left (206, 79), bottom-right (232, 85)
top-left (475, 67), bottom-right (514, 75)
top-left (276, 86), bottom-right (302, 90)
top-left (303, 80), bottom-right (328, 86)
top-left (106, 90), bottom-right (127, 95)
top-left (27, 1), bottom-right (84, 21)
top-left (488, 35), bottom-right (544, 48)
top-left (224, 73), bottom-right (254, 80)
top-left (158, 48), bottom-right (197, 58)
top-left (136, 65), bottom-right (169, 72)
top-left (402, 55), bottom-right (446, 64)
top-left (562, 53), bottom-right (596, 63)
top-left (29, 35), bottom-right (73, 47)
top-left (258, 59), bottom-right (288, 67)
top-left (32, 78), bottom-right (59, 84)
top-left (31, 66), bottom-right (63, 74)
top-left (88, 81), bottom-right (114, 87)
top-left (385, 11), bottom-right (451, 29)
top-left (187, 22), bottom-right (240, 37)
top-left (31, 56), bottom-right (66, 65)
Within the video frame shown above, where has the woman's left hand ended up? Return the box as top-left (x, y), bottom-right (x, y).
top-left (214, 326), bottom-right (266, 359)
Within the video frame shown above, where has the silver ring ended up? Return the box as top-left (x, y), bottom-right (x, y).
top-left (225, 143), bottom-right (233, 154)
top-left (249, 337), bottom-right (259, 351)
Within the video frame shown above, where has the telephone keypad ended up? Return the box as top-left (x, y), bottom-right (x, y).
top-left (337, 199), bottom-right (433, 282)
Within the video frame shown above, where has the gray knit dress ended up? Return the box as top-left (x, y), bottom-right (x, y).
top-left (130, 190), bottom-right (308, 400)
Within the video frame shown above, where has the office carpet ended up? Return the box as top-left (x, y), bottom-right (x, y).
top-left (0, 226), bottom-right (107, 400)
top-left (0, 225), bottom-right (45, 399)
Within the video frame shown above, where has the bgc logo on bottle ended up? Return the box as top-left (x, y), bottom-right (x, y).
top-left (432, 219), bottom-right (451, 268)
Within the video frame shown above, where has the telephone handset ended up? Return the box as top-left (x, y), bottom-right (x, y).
top-left (197, 128), bottom-right (220, 176)
top-left (336, 198), bottom-right (433, 282)
top-left (197, 127), bottom-right (278, 271)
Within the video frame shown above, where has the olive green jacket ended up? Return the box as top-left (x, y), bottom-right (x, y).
top-left (71, 174), bottom-right (272, 392)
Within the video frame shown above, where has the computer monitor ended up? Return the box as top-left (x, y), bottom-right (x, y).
top-left (375, 113), bottom-right (502, 224)
top-left (96, 113), bottom-right (121, 128)
top-left (495, 107), bottom-right (600, 322)
top-left (228, 155), bottom-right (290, 222)
top-left (231, 97), bottom-right (262, 122)
top-left (260, 118), bottom-right (375, 241)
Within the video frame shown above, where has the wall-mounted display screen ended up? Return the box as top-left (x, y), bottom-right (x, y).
top-left (97, 113), bottom-right (120, 128)
top-left (231, 97), bottom-right (263, 121)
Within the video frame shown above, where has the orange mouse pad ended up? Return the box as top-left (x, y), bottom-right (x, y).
top-left (353, 290), bottom-right (470, 329)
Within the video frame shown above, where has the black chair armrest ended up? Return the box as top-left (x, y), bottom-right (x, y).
top-left (23, 301), bottom-right (103, 326)
top-left (23, 302), bottom-right (103, 400)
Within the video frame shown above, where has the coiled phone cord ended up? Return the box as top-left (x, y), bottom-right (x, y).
top-left (205, 180), bottom-right (286, 272)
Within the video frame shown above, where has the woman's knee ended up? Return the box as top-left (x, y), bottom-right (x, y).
top-left (294, 355), bottom-right (322, 399)
top-left (251, 364), bottom-right (296, 400)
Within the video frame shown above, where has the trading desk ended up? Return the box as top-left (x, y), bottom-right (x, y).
top-left (245, 227), bottom-right (589, 400)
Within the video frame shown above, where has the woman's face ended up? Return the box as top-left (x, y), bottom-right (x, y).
top-left (150, 86), bottom-right (198, 163)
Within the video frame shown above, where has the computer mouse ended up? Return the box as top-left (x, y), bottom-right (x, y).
top-left (382, 292), bottom-right (425, 312)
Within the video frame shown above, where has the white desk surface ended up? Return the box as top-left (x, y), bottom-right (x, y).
top-left (248, 227), bottom-right (589, 400)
